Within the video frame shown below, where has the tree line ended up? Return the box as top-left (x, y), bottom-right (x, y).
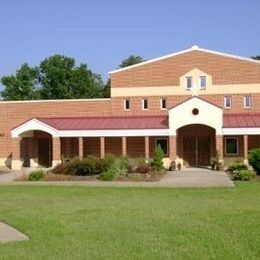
top-left (0, 55), bottom-right (144, 101)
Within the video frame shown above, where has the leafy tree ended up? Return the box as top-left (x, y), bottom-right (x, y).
top-left (251, 55), bottom-right (260, 60)
top-left (119, 55), bottom-right (144, 68)
top-left (39, 55), bottom-right (104, 99)
top-left (1, 63), bottom-right (39, 100)
top-left (1, 54), bottom-right (106, 100)
top-left (102, 79), bottom-right (111, 98)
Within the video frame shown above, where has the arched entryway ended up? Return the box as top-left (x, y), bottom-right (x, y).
top-left (20, 130), bottom-right (53, 168)
top-left (177, 124), bottom-right (216, 167)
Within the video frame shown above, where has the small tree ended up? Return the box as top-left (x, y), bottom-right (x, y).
top-left (151, 145), bottom-right (164, 170)
top-left (248, 148), bottom-right (260, 175)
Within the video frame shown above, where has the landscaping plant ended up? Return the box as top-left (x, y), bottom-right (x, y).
top-left (28, 170), bottom-right (45, 181)
top-left (248, 148), bottom-right (260, 175)
top-left (151, 145), bottom-right (164, 170)
top-left (233, 169), bottom-right (256, 181)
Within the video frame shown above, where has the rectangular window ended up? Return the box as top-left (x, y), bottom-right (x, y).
top-left (244, 96), bottom-right (252, 108)
top-left (200, 76), bottom-right (206, 89)
top-left (124, 99), bottom-right (130, 110)
top-left (155, 138), bottom-right (168, 156)
top-left (186, 76), bottom-right (192, 89)
top-left (225, 137), bottom-right (239, 155)
top-left (142, 99), bottom-right (148, 110)
top-left (224, 96), bottom-right (232, 109)
top-left (160, 98), bottom-right (167, 110)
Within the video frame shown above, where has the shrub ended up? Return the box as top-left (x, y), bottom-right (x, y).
top-left (136, 165), bottom-right (150, 174)
top-left (248, 148), bottom-right (260, 175)
top-left (99, 170), bottom-right (115, 181)
top-left (52, 163), bottom-right (67, 174)
top-left (228, 160), bottom-right (248, 172)
top-left (28, 170), bottom-right (45, 181)
top-left (103, 154), bottom-right (128, 176)
top-left (233, 169), bottom-right (256, 181)
top-left (127, 157), bottom-right (146, 173)
top-left (62, 157), bottom-right (109, 176)
top-left (151, 145), bottom-right (164, 170)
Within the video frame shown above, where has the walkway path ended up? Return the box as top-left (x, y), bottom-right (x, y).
top-left (0, 167), bottom-right (234, 187)
top-left (0, 222), bottom-right (28, 243)
top-left (159, 168), bottom-right (235, 187)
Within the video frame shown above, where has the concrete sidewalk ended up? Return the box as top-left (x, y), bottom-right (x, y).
top-left (0, 222), bottom-right (28, 243)
top-left (0, 167), bottom-right (234, 188)
top-left (159, 168), bottom-right (234, 187)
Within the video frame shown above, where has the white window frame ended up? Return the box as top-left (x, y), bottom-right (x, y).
top-left (155, 138), bottom-right (168, 156)
top-left (244, 96), bottom-right (252, 108)
top-left (186, 76), bottom-right (192, 89)
top-left (160, 98), bottom-right (167, 110)
top-left (142, 99), bottom-right (148, 110)
top-left (199, 76), bottom-right (206, 89)
top-left (225, 137), bottom-right (239, 155)
top-left (124, 99), bottom-right (130, 111)
top-left (224, 96), bottom-right (232, 109)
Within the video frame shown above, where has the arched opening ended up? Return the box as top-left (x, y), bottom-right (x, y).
top-left (177, 124), bottom-right (216, 167)
top-left (20, 130), bottom-right (53, 168)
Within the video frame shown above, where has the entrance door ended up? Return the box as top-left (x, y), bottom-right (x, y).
top-left (38, 138), bottom-right (52, 167)
top-left (183, 137), bottom-right (210, 166)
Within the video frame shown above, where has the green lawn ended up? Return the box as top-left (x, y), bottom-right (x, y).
top-left (0, 183), bottom-right (259, 259)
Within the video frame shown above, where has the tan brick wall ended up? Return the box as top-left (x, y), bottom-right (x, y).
top-left (111, 50), bottom-right (260, 87)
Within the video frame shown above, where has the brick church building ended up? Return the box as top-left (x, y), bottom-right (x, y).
top-left (1, 45), bottom-right (260, 170)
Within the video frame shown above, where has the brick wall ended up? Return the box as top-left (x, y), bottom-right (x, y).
top-left (111, 50), bottom-right (260, 87)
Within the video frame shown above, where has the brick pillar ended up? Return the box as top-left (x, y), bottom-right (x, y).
top-left (78, 137), bottom-right (84, 159)
top-left (216, 135), bottom-right (224, 163)
top-left (52, 137), bottom-right (61, 167)
top-left (100, 137), bottom-right (105, 158)
top-left (12, 137), bottom-right (22, 170)
top-left (169, 136), bottom-right (177, 161)
top-left (243, 135), bottom-right (248, 165)
top-left (122, 137), bottom-right (127, 157)
top-left (145, 136), bottom-right (149, 161)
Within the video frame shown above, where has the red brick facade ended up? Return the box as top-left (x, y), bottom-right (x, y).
top-left (1, 46), bottom-right (260, 169)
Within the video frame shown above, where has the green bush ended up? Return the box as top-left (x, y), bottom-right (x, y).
top-left (28, 170), bottom-right (45, 181)
top-left (248, 148), bottom-right (260, 175)
top-left (233, 169), bottom-right (256, 181)
top-left (228, 160), bottom-right (248, 172)
top-left (104, 154), bottom-right (128, 177)
top-left (99, 170), bottom-right (115, 181)
top-left (151, 145), bottom-right (164, 170)
top-left (62, 157), bottom-right (109, 176)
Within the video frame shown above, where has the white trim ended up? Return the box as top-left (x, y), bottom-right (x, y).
top-left (160, 98), bottom-right (167, 110)
top-left (185, 76), bottom-right (193, 90)
top-left (142, 99), bottom-right (148, 110)
top-left (225, 137), bottom-right (239, 155)
top-left (11, 119), bottom-right (59, 138)
top-left (222, 128), bottom-right (260, 135)
top-left (0, 98), bottom-right (111, 104)
top-left (224, 96), bottom-right (232, 109)
top-left (243, 96), bottom-right (252, 108)
top-left (199, 76), bottom-right (206, 90)
top-left (124, 99), bottom-right (130, 111)
top-left (58, 129), bottom-right (171, 137)
top-left (108, 45), bottom-right (260, 74)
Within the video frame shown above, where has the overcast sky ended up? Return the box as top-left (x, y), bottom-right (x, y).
top-left (0, 0), bottom-right (259, 86)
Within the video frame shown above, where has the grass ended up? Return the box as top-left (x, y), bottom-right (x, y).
top-left (0, 183), bottom-right (259, 259)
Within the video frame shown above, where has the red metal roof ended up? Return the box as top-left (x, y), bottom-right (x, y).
top-left (38, 115), bottom-right (168, 130)
top-left (223, 113), bottom-right (260, 128)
